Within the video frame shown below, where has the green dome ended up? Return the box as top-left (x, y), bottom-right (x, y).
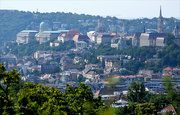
top-left (40, 22), bottom-right (48, 28)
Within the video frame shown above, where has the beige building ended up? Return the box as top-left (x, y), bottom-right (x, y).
top-left (96, 34), bottom-right (114, 44)
top-left (139, 33), bottom-right (166, 47)
top-left (76, 41), bottom-right (88, 49)
top-left (16, 30), bottom-right (38, 44)
top-left (36, 31), bottom-right (68, 44)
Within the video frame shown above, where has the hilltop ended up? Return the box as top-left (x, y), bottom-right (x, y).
top-left (0, 9), bottom-right (180, 46)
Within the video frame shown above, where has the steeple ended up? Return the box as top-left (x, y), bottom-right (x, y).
top-left (159, 6), bottom-right (162, 18)
top-left (157, 6), bottom-right (164, 33)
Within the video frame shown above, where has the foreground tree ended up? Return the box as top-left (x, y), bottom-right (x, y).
top-left (0, 64), bottom-right (21, 115)
top-left (127, 81), bottom-right (146, 103)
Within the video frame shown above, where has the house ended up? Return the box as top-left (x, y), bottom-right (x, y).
top-left (96, 86), bottom-right (122, 100)
top-left (76, 41), bottom-right (88, 49)
top-left (162, 67), bottom-right (173, 74)
top-left (85, 71), bottom-right (96, 79)
top-left (87, 31), bottom-right (97, 42)
top-left (105, 59), bottom-right (121, 68)
top-left (73, 56), bottom-right (84, 64)
top-left (58, 30), bottom-right (80, 43)
top-left (97, 55), bottom-right (126, 62)
top-left (82, 67), bottom-right (91, 76)
top-left (50, 42), bottom-right (60, 47)
top-left (157, 104), bottom-right (177, 115)
top-left (41, 62), bottom-right (58, 74)
top-left (138, 69), bottom-right (154, 76)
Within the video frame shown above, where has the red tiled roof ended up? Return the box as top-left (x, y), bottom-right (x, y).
top-left (73, 35), bottom-right (79, 40)
top-left (157, 104), bottom-right (177, 115)
top-left (95, 90), bottom-right (100, 95)
top-left (163, 67), bottom-right (173, 71)
top-left (111, 33), bottom-right (116, 36)
top-left (60, 30), bottom-right (80, 38)
top-left (97, 35), bottom-right (103, 37)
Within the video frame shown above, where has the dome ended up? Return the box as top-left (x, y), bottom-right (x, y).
top-left (40, 22), bottom-right (48, 28)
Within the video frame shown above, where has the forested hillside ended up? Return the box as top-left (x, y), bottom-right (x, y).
top-left (0, 10), bottom-right (180, 46)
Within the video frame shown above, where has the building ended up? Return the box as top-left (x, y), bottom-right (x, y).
top-left (96, 34), bottom-right (114, 44)
top-left (73, 35), bottom-right (90, 42)
top-left (37, 30), bottom-right (68, 44)
top-left (58, 30), bottom-right (80, 43)
top-left (97, 55), bottom-right (126, 62)
top-left (132, 7), bottom-right (166, 47)
top-left (76, 41), bottom-right (88, 49)
top-left (41, 62), bottom-right (58, 74)
top-left (35, 22), bottom-right (68, 44)
top-left (39, 22), bottom-right (49, 33)
top-left (50, 42), bottom-right (60, 47)
top-left (139, 33), bottom-right (166, 47)
top-left (16, 30), bottom-right (38, 44)
top-left (157, 104), bottom-right (177, 115)
top-left (132, 32), bottom-right (142, 47)
top-left (111, 37), bottom-right (128, 50)
top-left (105, 59), bottom-right (121, 68)
top-left (87, 31), bottom-right (97, 43)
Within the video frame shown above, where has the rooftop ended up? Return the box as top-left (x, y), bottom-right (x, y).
top-left (20, 30), bottom-right (38, 33)
top-left (42, 30), bottom-right (69, 34)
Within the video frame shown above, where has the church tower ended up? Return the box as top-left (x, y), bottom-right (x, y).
top-left (157, 6), bottom-right (164, 33)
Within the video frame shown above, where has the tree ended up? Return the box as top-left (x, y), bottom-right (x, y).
top-left (0, 64), bottom-right (106, 114)
top-left (165, 33), bottom-right (175, 46)
top-left (149, 94), bottom-right (171, 112)
top-left (127, 81), bottom-right (147, 103)
top-left (76, 74), bottom-right (86, 82)
top-left (0, 64), bottom-right (21, 114)
top-left (163, 76), bottom-right (180, 114)
top-left (135, 103), bottom-right (155, 115)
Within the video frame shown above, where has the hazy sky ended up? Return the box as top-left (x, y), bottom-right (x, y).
top-left (0, 0), bottom-right (180, 19)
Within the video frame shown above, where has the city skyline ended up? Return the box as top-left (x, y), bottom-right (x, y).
top-left (0, 0), bottom-right (180, 19)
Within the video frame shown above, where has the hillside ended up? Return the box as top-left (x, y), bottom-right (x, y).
top-left (0, 10), bottom-right (180, 46)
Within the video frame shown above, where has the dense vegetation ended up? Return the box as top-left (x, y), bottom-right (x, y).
top-left (0, 10), bottom-right (179, 46)
top-left (0, 64), bottom-right (107, 114)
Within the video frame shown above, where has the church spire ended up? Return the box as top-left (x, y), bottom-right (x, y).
top-left (159, 6), bottom-right (162, 17)
top-left (158, 6), bottom-right (163, 33)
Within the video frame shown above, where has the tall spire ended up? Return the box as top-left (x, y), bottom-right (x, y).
top-left (159, 6), bottom-right (162, 17)
top-left (158, 6), bottom-right (163, 33)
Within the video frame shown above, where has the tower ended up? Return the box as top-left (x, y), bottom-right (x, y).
top-left (157, 6), bottom-right (164, 33)
top-left (173, 24), bottom-right (179, 36)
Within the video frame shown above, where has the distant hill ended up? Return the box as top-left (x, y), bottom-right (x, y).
top-left (0, 9), bottom-right (179, 46)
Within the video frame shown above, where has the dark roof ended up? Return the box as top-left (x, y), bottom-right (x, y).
top-left (134, 32), bottom-right (142, 38)
top-left (149, 33), bottom-right (166, 39)
top-left (73, 35), bottom-right (90, 40)
top-left (99, 86), bottom-right (122, 95)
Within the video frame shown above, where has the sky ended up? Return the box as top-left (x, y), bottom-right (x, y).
top-left (0, 0), bottom-right (180, 19)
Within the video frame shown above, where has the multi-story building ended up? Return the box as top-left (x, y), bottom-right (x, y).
top-left (16, 30), bottom-right (38, 44)
top-left (58, 30), bottom-right (80, 43)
